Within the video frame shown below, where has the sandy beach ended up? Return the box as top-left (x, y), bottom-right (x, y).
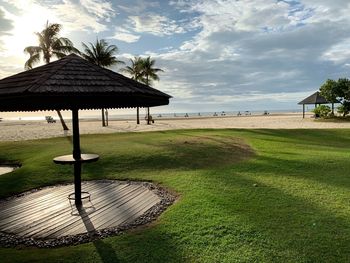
top-left (0, 113), bottom-right (350, 142)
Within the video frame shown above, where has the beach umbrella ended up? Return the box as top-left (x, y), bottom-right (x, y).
top-left (0, 54), bottom-right (171, 205)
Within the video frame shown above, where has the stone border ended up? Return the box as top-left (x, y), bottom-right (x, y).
top-left (0, 180), bottom-right (176, 248)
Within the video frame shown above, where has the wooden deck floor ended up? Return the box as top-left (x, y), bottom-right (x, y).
top-left (0, 181), bottom-right (161, 239)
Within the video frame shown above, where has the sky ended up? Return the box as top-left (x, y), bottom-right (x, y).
top-left (0, 0), bottom-right (350, 115)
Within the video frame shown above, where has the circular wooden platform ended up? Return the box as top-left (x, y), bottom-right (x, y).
top-left (0, 181), bottom-right (161, 240)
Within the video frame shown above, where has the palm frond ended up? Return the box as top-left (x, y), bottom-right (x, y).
top-left (24, 46), bottom-right (42, 55)
top-left (81, 38), bottom-right (123, 68)
top-left (24, 22), bottom-right (78, 68)
top-left (24, 53), bottom-right (40, 70)
top-left (52, 51), bottom-right (67, 59)
top-left (137, 56), bottom-right (164, 86)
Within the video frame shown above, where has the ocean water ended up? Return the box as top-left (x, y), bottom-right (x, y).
top-left (0, 109), bottom-right (302, 121)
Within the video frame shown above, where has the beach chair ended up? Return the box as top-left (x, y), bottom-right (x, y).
top-left (45, 116), bottom-right (56, 123)
top-left (145, 115), bottom-right (155, 123)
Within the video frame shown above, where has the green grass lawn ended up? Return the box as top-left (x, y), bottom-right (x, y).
top-left (0, 129), bottom-right (349, 262)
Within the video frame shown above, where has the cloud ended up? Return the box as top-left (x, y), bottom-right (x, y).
top-left (118, 0), bottom-right (159, 14)
top-left (0, 7), bottom-right (13, 34)
top-left (52, 0), bottom-right (114, 33)
top-left (128, 14), bottom-right (185, 36)
top-left (80, 0), bottom-right (115, 20)
top-left (142, 0), bottom-right (350, 111)
top-left (2, 0), bottom-right (350, 112)
top-left (110, 28), bottom-right (140, 43)
top-left (0, 7), bottom-right (14, 52)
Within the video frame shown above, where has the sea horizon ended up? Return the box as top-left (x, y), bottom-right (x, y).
top-left (0, 108), bottom-right (304, 121)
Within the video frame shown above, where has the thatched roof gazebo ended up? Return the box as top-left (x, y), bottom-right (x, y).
top-left (298, 91), bottom-right (338, 118)
top-left (0, 54), bottom-right (171, 206)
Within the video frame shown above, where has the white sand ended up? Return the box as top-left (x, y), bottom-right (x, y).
top-left (0, 167), bottom-right (15, 175)
top-left (1, 113), bottom-right (350, 142)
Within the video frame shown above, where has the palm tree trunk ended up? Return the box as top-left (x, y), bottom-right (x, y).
top-left (56, 110), bottom-right (69, 131)
top-left (137, 107), bottom-right (140, 124)
top-left (101, 108), bottom-right (106, 127)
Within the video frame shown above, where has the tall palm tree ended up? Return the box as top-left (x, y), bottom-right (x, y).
top-left (122, 57), bottom-right (145, 124)
top-left (82, 39), bottom-right (124, 126)
top-left (24, 21), bottom-right (80, 131)
top-left (139, 56), bottom-right (164, 125)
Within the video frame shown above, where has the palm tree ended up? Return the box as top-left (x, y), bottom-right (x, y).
top-left (122, 57), bottom-right (145, 124)
top-left (82, 39), bottom-right (124, 126)
top-left (139, 57), bottom-right (164, 125)
top-left (24, 21), bottom-right (80, 131)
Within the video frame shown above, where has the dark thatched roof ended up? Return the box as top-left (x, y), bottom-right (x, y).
top-left (0, 54), bottom-right (171, 111)
top-left (298, 91), bottom-right (335, 105)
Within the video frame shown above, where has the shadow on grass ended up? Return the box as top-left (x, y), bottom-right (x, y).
top-left (249, 155), bottom-right (350, 188)
top-left (77, 200), bottom-right (184, 263)
top-left (243, 129), bottom-right (350, 149)
top-left (82, 134), bottom-right (254, 178)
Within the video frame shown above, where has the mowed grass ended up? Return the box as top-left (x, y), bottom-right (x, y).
top-left (0, 129), bottom-right (349, 262)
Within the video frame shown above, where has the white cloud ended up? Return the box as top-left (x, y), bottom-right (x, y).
top-left (52, 0), bottom-right (113, 33)
top-left (171, 0), bottom-right (305, 33)
top-left (110, 28), bottom-right (140, 43)
top-left (118, 0), bottom-right (159, 14)
top-left (142, 0), bottom-right (350, 111)
top-left (80, 0), bottom-right (115, 20)
top-left (322, 38), bottom-right (350, 64)
top-left (3, 0), bottom-right (350, 112)
top-left (128, 14), bottom-right (185, 36)
top-left (2, 0), bottom-right (114, 33)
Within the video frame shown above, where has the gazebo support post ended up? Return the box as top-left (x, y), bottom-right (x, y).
top-left (137, 107), bottom-right (140, 124)
top-left (332, 103), bottom-right (334, 115)
top-left (147, 107), bottom-right (150, 125)
top-left (303, 104), bottom-right (305, 119)
top-left (72, 109), bottom-right (82, 206)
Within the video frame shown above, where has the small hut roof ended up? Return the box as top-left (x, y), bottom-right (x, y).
top-left (0, 54), bottom-right (171, 111)
top-left (298, 91), bottom-right (333, 105)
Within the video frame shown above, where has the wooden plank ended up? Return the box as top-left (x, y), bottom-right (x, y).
top-left (88, 192), bottom-right (157, 232)
top-left (0, 181), bottom-right (116, 222)
top-left (0, 182), bottom-right (101, 228)
top-left (0, 181), bottom-right (114, 215)
top-left (0, 182), bottom-right (162, 240)
top-left (0, 185), bottom-right (73, 216)
top-left (17, 183), bottom-right (131, 237)
top-left (8, 183), bottom-right (127, 235)
top-left (96, 194), bottom-right (160, 230)
top-left (67, 188), bottom-right (154, 235)
top-left (43, 185), bottom-right (146, 238)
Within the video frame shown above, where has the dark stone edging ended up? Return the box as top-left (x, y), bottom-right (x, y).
top-left (0, 180), bottom-right (176, 248)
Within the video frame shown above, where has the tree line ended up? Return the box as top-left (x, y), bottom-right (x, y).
top-left (24, 22), bottom-right (163, 129)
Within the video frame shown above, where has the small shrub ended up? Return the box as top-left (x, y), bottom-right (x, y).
top-left (313, 105), bottom-right (331, 118)
top-left (337, 102), bottom-right (350, 116)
